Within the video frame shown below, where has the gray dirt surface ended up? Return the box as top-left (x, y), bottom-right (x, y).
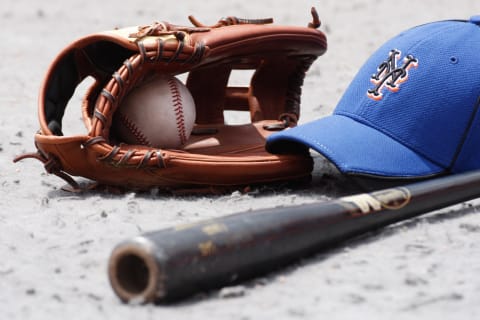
top-left (2, 0), bottom-right (480, 319)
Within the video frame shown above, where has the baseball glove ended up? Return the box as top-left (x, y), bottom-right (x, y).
top-left (14, 8), bottom-right (327, 193)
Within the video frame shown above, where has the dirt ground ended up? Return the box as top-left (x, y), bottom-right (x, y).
top-left (2, 0), bottom-right (480, 319)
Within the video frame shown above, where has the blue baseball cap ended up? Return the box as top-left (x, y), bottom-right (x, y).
top-left (266, 17), bottom-right (480, 179)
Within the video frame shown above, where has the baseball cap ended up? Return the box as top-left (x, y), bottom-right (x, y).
top-left (266, 17), bottom-right (480, 180)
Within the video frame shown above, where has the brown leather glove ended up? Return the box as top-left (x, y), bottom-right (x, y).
top-left (15, 8), bottom-right (327, 193)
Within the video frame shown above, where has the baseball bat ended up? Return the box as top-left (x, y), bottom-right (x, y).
top-left (108, 170), bottom-right (480, 303)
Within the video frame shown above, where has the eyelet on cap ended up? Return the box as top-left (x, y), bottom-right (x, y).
top-left (469, 15), bottom-right (480, 25)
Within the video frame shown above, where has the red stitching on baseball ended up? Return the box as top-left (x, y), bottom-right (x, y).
top-left (118, 112), bottom-right (152, 146)
top-left (167, 77), bottom-right (188, 145)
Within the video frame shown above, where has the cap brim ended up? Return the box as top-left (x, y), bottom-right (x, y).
top-left (266, 115), bottom-right (444, 177)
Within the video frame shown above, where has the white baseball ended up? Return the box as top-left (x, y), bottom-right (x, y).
top-left (113, 75), bottom-right (196, 149)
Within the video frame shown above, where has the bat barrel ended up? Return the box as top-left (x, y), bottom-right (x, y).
top-left (108, 240), bottom-right (165, 303)
top-left (108, 201), bottom-right (348, 302)
top-left (108, 170), bottom-right (480, 303)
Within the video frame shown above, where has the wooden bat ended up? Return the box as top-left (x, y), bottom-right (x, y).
top-left (108, 170), bottom-right (480, 303)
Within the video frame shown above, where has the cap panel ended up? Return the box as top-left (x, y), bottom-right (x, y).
top-left (334, 21), bottom-right (480, 167)
top-left (333, 21), bottom-right (452, 115)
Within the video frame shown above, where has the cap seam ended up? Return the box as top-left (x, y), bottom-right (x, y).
top-left (449, 95), bottom-right (480, 170)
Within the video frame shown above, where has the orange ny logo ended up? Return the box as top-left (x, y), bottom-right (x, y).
top-left (367, 49), bottom-right (418, 101)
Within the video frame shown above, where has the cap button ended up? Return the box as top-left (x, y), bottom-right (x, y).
top-left (469, 15), bottom-right (480, 25)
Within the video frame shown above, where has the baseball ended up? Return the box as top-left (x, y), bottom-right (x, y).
top-left (113, 75), bottom-right (196, 149)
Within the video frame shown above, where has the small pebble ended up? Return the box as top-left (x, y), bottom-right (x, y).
top-left (219, 285), bottom-right (246, 298)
